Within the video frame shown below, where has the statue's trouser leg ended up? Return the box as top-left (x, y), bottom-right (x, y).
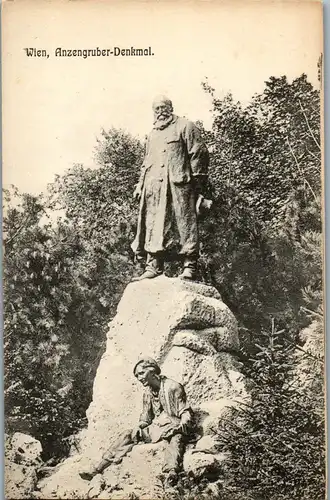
top-left (169, 181), bottom-right (199, 258)
top-left (94, 429), bottom-right (135, 474)
top-left (146, 252), bottom-right (164, 274)
top-left (162, 434), bottom-right (185, 474)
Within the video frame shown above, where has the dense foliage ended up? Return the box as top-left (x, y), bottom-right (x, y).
top-left (217, 319), bottom-right (325, 500)
top-left (3, 73), bottom-right (325, 495)
top-left (198, 74), bottom-right (322, 335)
top-left (3, 130), bottom-right (143, 458)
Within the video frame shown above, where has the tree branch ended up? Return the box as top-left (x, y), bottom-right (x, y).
top-left (306, 147), bottom-right (321, 161)
top-left (4, 214), bottom-right (31, 247)
top-left (286, 137), bottom-right (318, 203)
top-left (300, 306), bottom-right (323, 319)
top-left (298, 99), bottom-right (321, 151)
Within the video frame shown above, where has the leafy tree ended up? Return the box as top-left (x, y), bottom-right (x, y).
top-left (48, 127), bottom-right (144, 252)
top-left (4, 187), bottom-right (114, 458)
top-left (4, 128), bottom-right (144, 458)
top-left (218, 319), bottom-right (325, 500)
top-left (198, 74), bottom-right (322, 339)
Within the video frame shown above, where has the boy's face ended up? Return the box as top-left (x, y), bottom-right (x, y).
top-left (134, 364), bottom-right (157, 387)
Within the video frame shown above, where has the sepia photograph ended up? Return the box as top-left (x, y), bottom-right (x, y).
top-left (2, 1), bottom-right (325, 499)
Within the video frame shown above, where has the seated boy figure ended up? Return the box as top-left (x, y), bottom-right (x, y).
top-left (79, 356), bottom-right (194, 486)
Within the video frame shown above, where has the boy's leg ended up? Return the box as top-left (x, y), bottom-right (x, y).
top-left (161, 434), bottom-right (185, 486)
top-left (79, 428), bottom-right (134, 480)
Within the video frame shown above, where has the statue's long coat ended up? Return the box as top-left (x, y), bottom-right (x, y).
top-left (131, 115), bottom-right (209, 257)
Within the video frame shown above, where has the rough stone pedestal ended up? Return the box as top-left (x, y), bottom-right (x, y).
top-left (38, 277), bottom-right (248, 499)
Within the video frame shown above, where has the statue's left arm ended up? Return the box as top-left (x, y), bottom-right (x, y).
top-left (173, 383), bottom-right (193, 435)
top-left (183, 120), bottom-right (209, 195)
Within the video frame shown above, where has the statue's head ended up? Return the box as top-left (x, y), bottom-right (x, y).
top-left (152, 95), bottom-right (173, 123)
top-left (133, 356), bottom-right (161, 387)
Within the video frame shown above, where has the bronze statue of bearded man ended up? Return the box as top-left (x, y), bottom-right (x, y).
top-left (131, 95), bottom-right (210, 281)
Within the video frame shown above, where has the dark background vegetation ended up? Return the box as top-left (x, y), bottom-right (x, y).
top-left (3, 70), bottom-right (325, 499)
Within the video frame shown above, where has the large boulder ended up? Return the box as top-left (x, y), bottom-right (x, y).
top-left (5, 433), bottom-right (43, 499)
top-left (38, 277), bottom-right (248, 499)
top-left (9, 432), bottom-right (43, 466)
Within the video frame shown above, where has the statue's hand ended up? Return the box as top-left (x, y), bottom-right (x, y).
top-left (160, 425), bottom-right (180, 441)
top-left (133, 185), bottom-right (142, 201)
top-left (179, 422), bottom-right (189, 435)
top-left (131, 426), bottom-right (143, 443)
top-left (179, 411), bottom-right (192, 435)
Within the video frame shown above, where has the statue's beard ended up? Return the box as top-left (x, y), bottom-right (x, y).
top-left (153, 112), bottom-right (173, 130)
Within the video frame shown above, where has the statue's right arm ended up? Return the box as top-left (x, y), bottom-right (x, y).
top-left (138, 391), bottom-right (154, 428)
top-left (133, 137), bottom-right (150, 200)
top-left (133, 166), bottom-right (145, 201)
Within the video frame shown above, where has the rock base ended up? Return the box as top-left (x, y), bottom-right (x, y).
top-left (38, 277), bottom-right (248, 499)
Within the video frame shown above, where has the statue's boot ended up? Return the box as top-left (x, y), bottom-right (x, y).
top-left (131, 254), bottom-right (164, 281)
top-left (179, 257), bottom-right (198, 281)
top-left (79, 471), bottom-right (97, 481)
top-left (131, 257), bottom-right (145, 281)
top-left (79, 457), bottom-right (112, 481)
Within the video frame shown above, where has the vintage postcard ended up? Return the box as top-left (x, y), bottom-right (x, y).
top-left (2, 1), bottom-right (325, 499)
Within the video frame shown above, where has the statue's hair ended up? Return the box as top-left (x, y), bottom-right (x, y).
top-left (152, 95), bottom-right (173, 110)
top-left (143, 364), bottom-right (157, 375)
top-left (133, 356), bottom-right (161, 375)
